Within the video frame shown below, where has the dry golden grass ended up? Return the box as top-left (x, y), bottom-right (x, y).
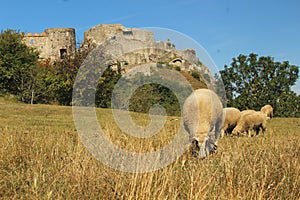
top-left (0, 98), bottom-right (299, 199)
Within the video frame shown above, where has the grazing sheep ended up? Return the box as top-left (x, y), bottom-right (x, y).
top-left (261, 104), bottom-right (274, 118)
top-left (240, 109), bottom-right (256, 116)
top-left (183, 89), bottom-right (224, 158)
top-left (221, 107), bottom-right (241, 137)
top-left (232, 111), bottom-right (268, 136)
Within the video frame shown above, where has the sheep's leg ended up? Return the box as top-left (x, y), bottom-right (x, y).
top-left (261, 124), bottom-right (267, 134)
top-left (226, 126), bottom-right (235, 135)
top-left (255, 127), bottom-right (260, 136)
top-left (220, 129), bottom-right (225, 138)
top-left (234, 126), bottom-right (243, 136)
top-left (248, 129), bottom-right (252, 137)
top-left (241, 131), bottom-right (245, 137)
top-left (221, 124), bottom-right (228, 138)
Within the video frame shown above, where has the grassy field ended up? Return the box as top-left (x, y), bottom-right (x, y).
top-left (0, 98), bottom-right (299, 199)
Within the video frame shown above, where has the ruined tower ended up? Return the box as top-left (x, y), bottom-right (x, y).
top-left (83, 24), bottom-right (154, 46)
top-left (23, 28), bottom-right (76, 60)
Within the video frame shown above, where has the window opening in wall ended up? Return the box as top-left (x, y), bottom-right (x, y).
top-left (123, 30), bottom-right (133, 36)
top-left (30, 39), bottom-right (34, 45)
top-left (60, 49), bottom-right (67, 59)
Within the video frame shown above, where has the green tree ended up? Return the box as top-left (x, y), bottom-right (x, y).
top-left (0, 29), bottom-right (39, 101)
top-left (111, 68), bottom-right (193, 116)
top-left (128, 83), bottom-right (182, 116)
top-left (220, 53), bottom-right (299, 117)
top-left (95, 64), bottom-right (122, 108)
top-left (42, 45), bottom-right (94, 105)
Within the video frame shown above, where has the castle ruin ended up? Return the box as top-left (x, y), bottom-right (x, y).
top-left (23, 24), bottom-right (209, 75)
top-left (83, 24), bottom-right (154, 47)
top-left (23, 28), bottom-right (76, 61)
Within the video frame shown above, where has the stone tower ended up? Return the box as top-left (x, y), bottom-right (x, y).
top-left (23, 28), bottom-right (76, 60)
top-left (83, 24), bottom-right (154, 46)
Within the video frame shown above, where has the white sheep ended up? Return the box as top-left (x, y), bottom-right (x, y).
top-left (240, 109), bottom-right (256, 116)
top-left (232, 111), bottom-right (268, 137)
top-left (183, 89), bottom-right (224, 158)
top-left (261, 104), bottom-right (274, 119)
top-left (221, 107), bottom-right (241, 137)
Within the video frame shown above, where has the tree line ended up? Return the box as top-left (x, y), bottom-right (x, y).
top-left (218, 53), bottom-right (299, 117)
top-left (0, 29), bottom-right (299, 117)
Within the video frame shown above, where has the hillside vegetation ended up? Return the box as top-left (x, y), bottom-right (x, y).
top-left (0, 99), bottom-right (299, 199)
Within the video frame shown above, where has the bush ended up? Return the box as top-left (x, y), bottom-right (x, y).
top-left (191, 71), bottom-right (200, 80)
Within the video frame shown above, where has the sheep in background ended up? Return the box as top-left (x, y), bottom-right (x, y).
top-left (221, 107), bottom-right (241, 137)
top-left (261, 104), bottom-right (274, 119)
top-left (183, 89), bottom-right (224, 159)
top-left (240, 109), bottom-right (256, 116)
top-left (232, 111), bottom-right (268, 137)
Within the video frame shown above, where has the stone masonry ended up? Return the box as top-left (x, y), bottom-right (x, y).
top-left (83, 24), bottom-right (154, 47)
top-left (23, 28), bottom-right (76, 61)
top-left (23, 24), bottom-right (210, 76)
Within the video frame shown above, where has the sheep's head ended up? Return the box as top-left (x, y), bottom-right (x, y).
top-left (232, 128), bottom-right (240, 136)
top-left (199, 138), bottom-right (218, 159)
top-left (261, 112), bottom-right (271, 120)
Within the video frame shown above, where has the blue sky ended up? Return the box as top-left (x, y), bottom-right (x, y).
top-left (1, 0), bottom-right (300, 93)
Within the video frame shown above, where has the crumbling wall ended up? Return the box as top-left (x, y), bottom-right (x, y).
top-left (83, 24), bottom-right (155, 47)
top-left (22, 24), bottom-right (210, 80)
top-left (45, 28), bottom-right (76, 60)
top-left (23, 28), bottom-right (76, 60)
top-left (23, 32), bottom-right (49, 59)
top-left (84, 24), bottom-right (125, 45)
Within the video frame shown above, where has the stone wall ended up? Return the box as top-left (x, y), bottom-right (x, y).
top-left (84, 25), bottom-right (193, 67)
top-left (23, 28), bottom-right (76, 60)
top-left (22, 24), bottom-right (210, 78)
top-left (83, 24), bottom-right (155, 47)
top-left (22, 24), bottom-right (213, 87)
top-left (84, 24), bottom-right (125, 45)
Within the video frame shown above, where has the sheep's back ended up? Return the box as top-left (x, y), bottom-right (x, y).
top-left (183, 89), bottom-right (223, 139)
top-left (224, 107), bottom-right (241, 126)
